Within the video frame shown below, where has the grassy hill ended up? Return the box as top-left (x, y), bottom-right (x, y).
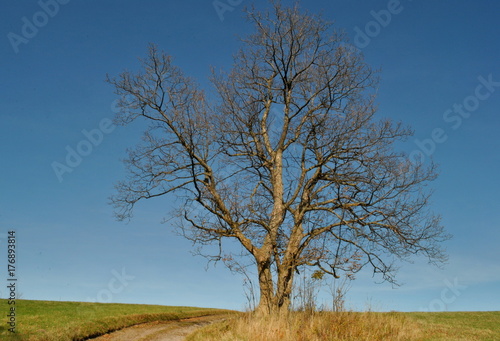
top-left (0, 299), bottom-right (233, 341)
top-left (2, 299), bottom-right (498, 340)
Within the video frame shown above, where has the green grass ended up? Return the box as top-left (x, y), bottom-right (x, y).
top-left (0, 299), bottom-right (234, 341)
top-left (407, 311), bottom-right (500, 340)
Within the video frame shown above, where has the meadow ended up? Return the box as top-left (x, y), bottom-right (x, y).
top-left (187, 310), bottom-right (500, 341)
top-left (0, 299), bottom-right (233, 341)
top-left (1, 299), bottom-right (499, 340)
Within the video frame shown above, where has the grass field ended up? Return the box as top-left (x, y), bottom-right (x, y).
top-left (0, 299), bottom-right (233, 341)
top-left (187, 311), bottom-right (500, 341)
top-left (2, 300), bottom-right (498, 340)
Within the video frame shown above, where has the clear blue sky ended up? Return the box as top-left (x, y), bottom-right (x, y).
top-left (1, 0), bottom-right (499, 312)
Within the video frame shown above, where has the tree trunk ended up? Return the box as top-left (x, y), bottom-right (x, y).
top-left (276, 265), bottom-right (295, 312)
top-left (255, 260), bottom-right (275, 315)
top-left (255, 260), bottom-right (296, 315)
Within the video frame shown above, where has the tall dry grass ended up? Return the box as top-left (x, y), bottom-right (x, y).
top-left (186, 311), bottom-right (423, 341)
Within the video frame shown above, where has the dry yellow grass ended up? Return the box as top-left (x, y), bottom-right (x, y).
top-left (187, 311), bottom-right (500, 341)
top-left (186, 311), bottom-right (422, 341)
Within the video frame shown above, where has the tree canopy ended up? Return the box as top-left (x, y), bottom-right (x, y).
top-left (108, 2), bottom-right (449, 314)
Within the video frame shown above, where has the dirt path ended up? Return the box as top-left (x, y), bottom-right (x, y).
top-left (88, 315), bottom-right (226, 341)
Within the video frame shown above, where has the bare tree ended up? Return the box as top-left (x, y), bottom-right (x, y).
top-left (107, 2), bottom-right (449, 314)
top-left (292, 267), bottom-right (324, 313)
top-left (330, 275), bottom-right (352, 312)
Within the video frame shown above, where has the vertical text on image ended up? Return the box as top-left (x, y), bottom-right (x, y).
top-left (6, 231), bottom-right (17, 333)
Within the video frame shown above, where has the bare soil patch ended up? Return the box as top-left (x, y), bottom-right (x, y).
top-left (88, 315), bottom-right (227, 341)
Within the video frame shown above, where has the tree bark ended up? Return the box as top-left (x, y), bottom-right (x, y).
top-left (255, 260), bottom-right (275, 314)
top-left (276, 265), bottom-right (294, 312)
